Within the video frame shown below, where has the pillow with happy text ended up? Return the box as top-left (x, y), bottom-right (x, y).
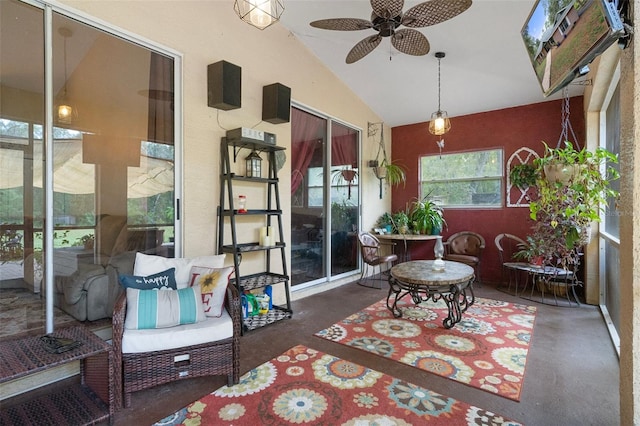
top-left (189, 266), bottom-right (234, 317)
top-left (119, 268), bottom-right (177, 290)
top-left (124, 285), bottom-right (206, 330)
top-left (133, 252), bottom-right (226, 288)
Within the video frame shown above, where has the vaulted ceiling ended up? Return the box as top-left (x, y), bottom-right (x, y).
top-left (279, 0), bottom-right (586, 127)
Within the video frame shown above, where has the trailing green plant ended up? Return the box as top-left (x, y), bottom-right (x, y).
top-left (377, 158), bottom-right (407, 187)
top-left (509, 163), bottom-right (539, 189)
top-left (330, 167), bottom-right (358, 199)
top-left (370, 122), bottom-right (407, 188)
top-left (526, 140), bottom-right (619, 270)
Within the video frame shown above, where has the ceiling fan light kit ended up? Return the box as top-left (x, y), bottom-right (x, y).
top-left (309, 0), bottom-right (472, 63)
top-left (429, 51), bottom-right (451, 136)
top-left (234, 0), bottom-right (284, 30)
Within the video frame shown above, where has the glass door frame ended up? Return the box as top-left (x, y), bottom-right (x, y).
top-left (598, 61), bottom-right (621, 357)
top-left (290, 102), bottom-right (362, 292)
top-left (26, 0), bottom-right (184, 332)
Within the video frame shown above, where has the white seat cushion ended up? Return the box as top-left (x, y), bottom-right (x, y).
top-left (122, 309), bottom-right (233, 353)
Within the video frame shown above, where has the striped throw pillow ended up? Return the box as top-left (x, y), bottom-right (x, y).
top-left (124, 285), bottom-right (206, 329)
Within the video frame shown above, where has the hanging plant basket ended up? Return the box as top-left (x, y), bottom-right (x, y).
top-left (341, 169), bottom-right (357, 182)
top-left (373, 166), bottom-right (387, 179)
top-left (543, 164), bottom-right (581, 185)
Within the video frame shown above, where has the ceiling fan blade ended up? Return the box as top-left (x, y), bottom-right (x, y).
top-left (402, 0), bottom-right (472, 28)
top-left (346, 35), bottom-right (382, 64)
top-left (391, 29), bottom-right (430, 56)
top-left (310, 18), bottom-right (373, 31)
top-left (370, 0), bottom-right (405, 19)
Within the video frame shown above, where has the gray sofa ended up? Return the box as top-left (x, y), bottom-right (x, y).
top-left (54, 250), bottom-right (136, 321)
top-left (53, 213), bottom-right (169, 321)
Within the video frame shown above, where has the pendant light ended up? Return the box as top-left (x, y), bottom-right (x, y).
top-left (234, 0), bottom-right (284, 30)
top-left (56, 27), bottom-right (77, 125)
top-left (428, 52), bottom-right (451, 136)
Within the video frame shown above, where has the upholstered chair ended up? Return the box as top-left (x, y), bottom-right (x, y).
top-left (443, 231), bottom-right (485, 285)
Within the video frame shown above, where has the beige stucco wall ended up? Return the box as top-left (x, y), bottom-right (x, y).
top-left (59, 0), bottom-right (393, 299)
top-left (582, 3), bottom-right (640, 422)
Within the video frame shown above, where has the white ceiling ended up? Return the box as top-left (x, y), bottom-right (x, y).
top-left (279, 0), bottom-right (585, 127)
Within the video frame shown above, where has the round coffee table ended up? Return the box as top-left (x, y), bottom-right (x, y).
top-left (388, 260), bottom-right (475, 328)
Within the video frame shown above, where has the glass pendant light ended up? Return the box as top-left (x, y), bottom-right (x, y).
top-left (428, 52), bottom-right (451, 136)
top-left (55, 27), bottom-right (78, 125)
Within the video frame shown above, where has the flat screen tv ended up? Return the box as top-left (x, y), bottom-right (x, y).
top-left (521, 0), bottom-right (625, 97)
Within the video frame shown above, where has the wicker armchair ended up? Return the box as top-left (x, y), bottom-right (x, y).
top-left (112, 284), bottom-right (241, 409)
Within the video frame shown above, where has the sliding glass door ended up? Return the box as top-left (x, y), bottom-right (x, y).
top-left (0, 0), bottom-right (178, 336)
top-left (290, 106), bottom-right (360, 288)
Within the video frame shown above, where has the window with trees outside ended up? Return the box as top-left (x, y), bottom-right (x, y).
top-left (419, 149), bottom-right (503, 207)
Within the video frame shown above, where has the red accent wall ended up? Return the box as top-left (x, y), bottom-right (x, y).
top-left (390, 97), bottom-right (585, 285)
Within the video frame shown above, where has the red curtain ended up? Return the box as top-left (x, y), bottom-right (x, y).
top-left (291, 109), bottom-right (324, 194)
top-left (331, 132), bottom-right (357, 168)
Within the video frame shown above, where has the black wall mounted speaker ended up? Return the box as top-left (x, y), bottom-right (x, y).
top-left (262, 83), bottom-right (291, 124)
top-left (207, 60), bottom-right (241, 110)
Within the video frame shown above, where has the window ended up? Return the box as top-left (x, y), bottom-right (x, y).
top-left (419, 149), bottom-right (503, 207)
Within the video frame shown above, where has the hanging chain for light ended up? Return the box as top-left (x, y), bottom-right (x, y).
top-left (557, 86), bottom-right (578, 149)
top-left (437, 55), bottom-right (442, 112)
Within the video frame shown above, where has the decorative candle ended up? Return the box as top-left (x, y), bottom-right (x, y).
top-left (259, 226), bottom-right (275, 246)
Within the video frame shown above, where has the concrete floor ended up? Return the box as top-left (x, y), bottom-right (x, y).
top-left (111, 280), bottom-right (620, 426)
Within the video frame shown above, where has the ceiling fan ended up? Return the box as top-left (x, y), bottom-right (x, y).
top-left (310, 0), bottom-right (472, 64)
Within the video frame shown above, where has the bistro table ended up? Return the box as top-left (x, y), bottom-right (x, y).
top-left (501, 262), bottom-right (579, 306)
top-left (388, 260), bottom-right (475, 329)
top-left (376, 233), bottom-right (439, 262)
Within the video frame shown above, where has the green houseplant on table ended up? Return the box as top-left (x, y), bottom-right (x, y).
top-left (408, 197), bottom-right (446, 235)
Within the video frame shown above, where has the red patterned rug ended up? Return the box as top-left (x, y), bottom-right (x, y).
top-left (315, 297), bottom-right (537, 402)
top-left (155, 344), bottom-right (523, 425)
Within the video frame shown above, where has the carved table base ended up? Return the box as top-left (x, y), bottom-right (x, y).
top-left (387, 260), bottom-right (475, 329)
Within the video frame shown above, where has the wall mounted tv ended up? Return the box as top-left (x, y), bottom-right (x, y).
top-left (521, 0), bottom-right (625, 97)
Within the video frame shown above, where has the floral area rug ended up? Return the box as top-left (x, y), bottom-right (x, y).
top-left (155, 344), bottom-right (523, 425)
top-left (315, 297), bottom-right (537, 402)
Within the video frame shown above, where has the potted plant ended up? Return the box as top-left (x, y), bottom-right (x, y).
top-left (331, 200), bottom-right (357, 232)
top-left (372, 158), bottom-right (407, 187)
top-left (408, 197), bottom-right (446, 235)
top-left (391, 211), bottom-right (410, 234)
top-left (527, 140), bottom-right (619, 270)
top-left (369, 122), bottom-right (407, 197)
top-left (509, 163), bottom-right (539, 189)
top-left (77, 233), bottom-right (95, 250)
top-left (514, 235), bottom-right (547, 267)
top-left (331, 167), bottom-right (358, 199)
top-left (375, 212), bottom-right (393, 234)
